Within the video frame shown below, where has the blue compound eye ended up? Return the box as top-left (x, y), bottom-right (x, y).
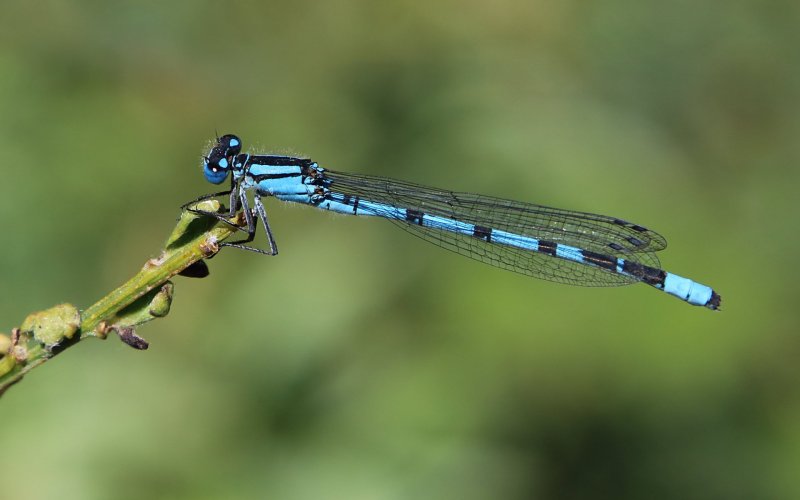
top-left (218, 134), bottom-right (242, 157)
top-left (203, 148), bottom-right (230, 184)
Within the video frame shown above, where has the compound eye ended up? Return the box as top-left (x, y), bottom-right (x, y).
top-left (218, 134), bottom-right (242, 157)
top-left (203, 148), bottom-right (230, 184)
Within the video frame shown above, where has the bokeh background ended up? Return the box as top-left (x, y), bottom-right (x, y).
top-left (1, 1), bottom-right (798, 499)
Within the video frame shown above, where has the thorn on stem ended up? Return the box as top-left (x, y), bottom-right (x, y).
top-left (178, 260), bottom-right (210, 278)
top-left (111, 326), bottom-right (150, 350)
top-left (200, 236), bottom-right (220, 257)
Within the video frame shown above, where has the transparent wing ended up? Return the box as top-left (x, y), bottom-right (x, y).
top-left (322, 169), bottom-right (667, 287)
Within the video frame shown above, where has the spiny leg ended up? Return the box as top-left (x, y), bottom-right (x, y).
top-left (180, 189), bottom-right (232, 211)
top-left (253, 195), bottom-right (278, 255)
top-left (219, 192), bottom-right (277, 255)
top-left (181, 172), bottom-right (238, 212)
top-left (183, 180), bottom-right (251, 237)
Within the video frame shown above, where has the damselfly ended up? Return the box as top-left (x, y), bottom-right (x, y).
top-left (187, 134), bottom-right (721, 310)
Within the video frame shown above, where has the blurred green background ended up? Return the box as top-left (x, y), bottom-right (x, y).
top-left (1, 1), bottom-right (798, 499)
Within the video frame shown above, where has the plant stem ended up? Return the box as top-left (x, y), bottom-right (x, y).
top-left (0, 201), bottom-right (243, 395)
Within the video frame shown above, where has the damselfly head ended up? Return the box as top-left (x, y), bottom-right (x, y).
top-left (203, 133), bottom-right (242, 184)
top-left (217, 134), bottom-right (242, 157)
top-left (203, 146), bottom-right (231, 184)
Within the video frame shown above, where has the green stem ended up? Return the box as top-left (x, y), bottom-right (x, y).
top-left (0, 201), bottom-right (243, 395)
